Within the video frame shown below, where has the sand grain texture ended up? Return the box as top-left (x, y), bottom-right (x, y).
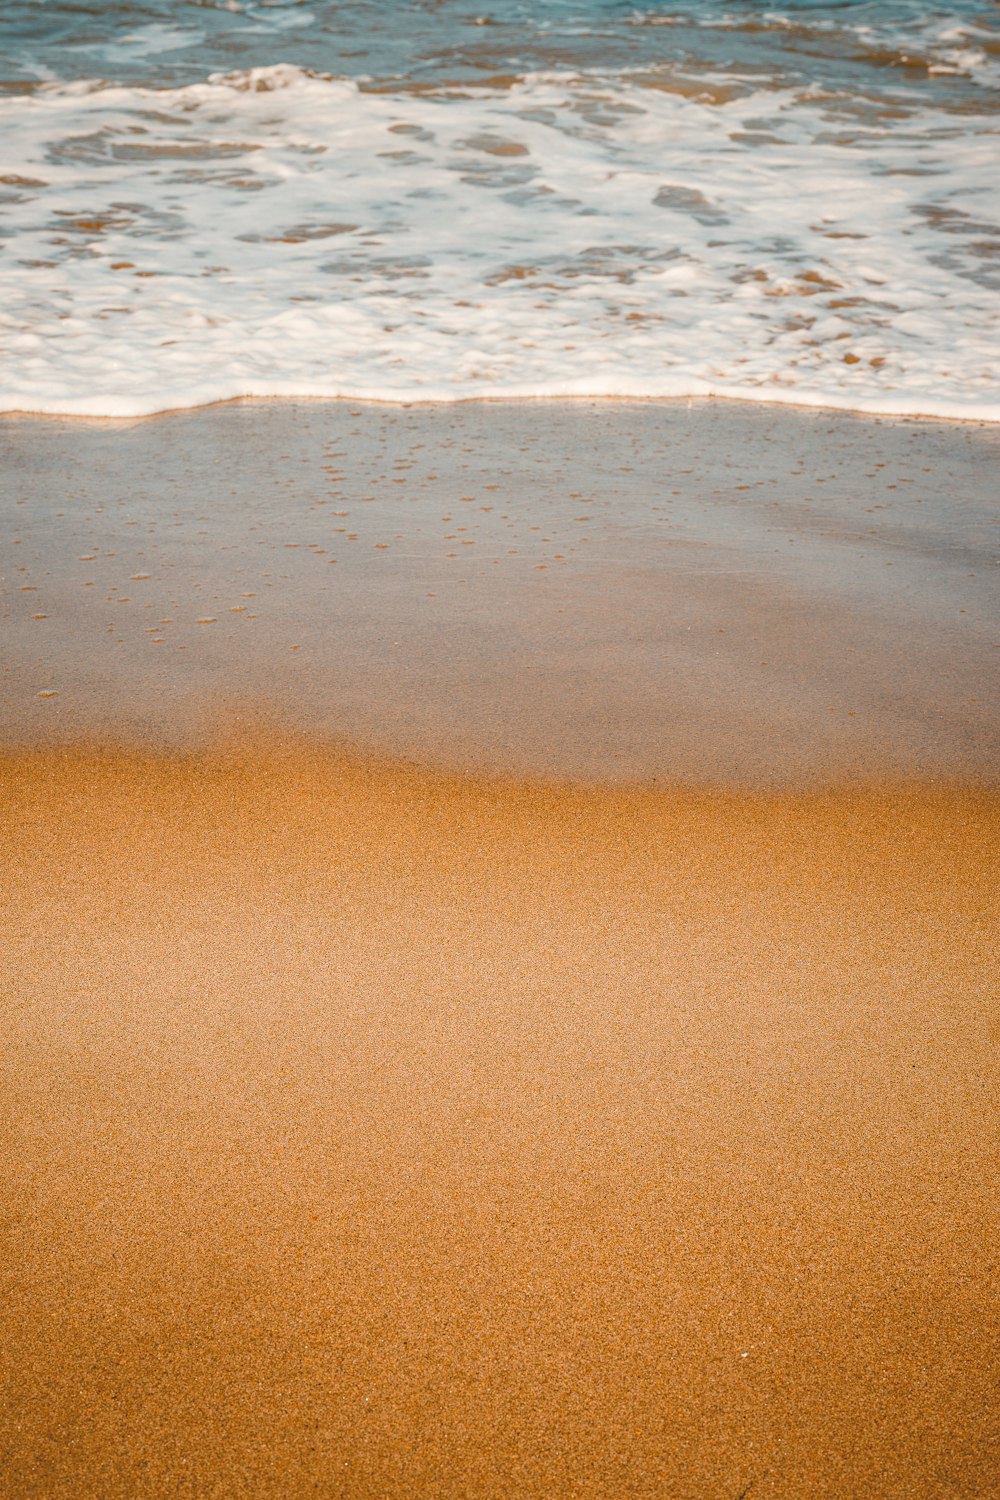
top-left (1, 741), bottom-right (997, 1498)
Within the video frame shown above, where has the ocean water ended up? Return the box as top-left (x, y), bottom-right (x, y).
top-left (1, 0), bottom-right (998, 418)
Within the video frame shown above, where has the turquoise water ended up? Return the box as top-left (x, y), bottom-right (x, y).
top-left (3, 1), bottom-right (998, 103)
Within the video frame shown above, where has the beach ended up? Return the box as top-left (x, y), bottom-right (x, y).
top-left (2, 399), bottom-right (998, 1497)
top-left (2, 743), bottom-right (997, 1498)
top-left (3, 0), bottom-right (998, 1485)
top-left (4, 399), bottom-right (998, 783)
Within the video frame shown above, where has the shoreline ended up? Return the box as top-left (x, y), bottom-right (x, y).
top-left (4, 389), bottom-right (1000, 427)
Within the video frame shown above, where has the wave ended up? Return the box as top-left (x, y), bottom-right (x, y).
top-left (1, 65), bottom-right (998, 421)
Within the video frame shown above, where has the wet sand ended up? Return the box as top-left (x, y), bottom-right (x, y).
top-left (3, 398), bottom-right (998, 783)
top-left (1, 400), bottom-right (998, 1496)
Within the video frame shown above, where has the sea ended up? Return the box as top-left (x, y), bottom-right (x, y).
top-left (1, 0), bottom-right (998, 418)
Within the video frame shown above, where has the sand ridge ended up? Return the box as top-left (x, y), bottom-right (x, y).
top-left (1, 738), bottom-right (997, 1497)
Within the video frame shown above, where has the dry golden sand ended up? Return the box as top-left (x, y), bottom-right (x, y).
top-left (1, 737), bottom-right (997, 1497)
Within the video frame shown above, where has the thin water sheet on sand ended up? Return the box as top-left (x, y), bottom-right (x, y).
top-left (2, 398), bottom-right (998, 785)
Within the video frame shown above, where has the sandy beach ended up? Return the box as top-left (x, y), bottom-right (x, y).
top-left (2, 741), bottom-right (997, 1497)
top-left (1, 401), bottom-right (998, 1497)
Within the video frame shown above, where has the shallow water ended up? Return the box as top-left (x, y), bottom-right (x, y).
top-left (1, 1), bottom-right (998, 417)
top-left (5, 1), bottom-right (999, 98)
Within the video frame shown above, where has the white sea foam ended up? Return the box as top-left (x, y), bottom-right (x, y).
top-left (1, 64), bottom-right (998, 419)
